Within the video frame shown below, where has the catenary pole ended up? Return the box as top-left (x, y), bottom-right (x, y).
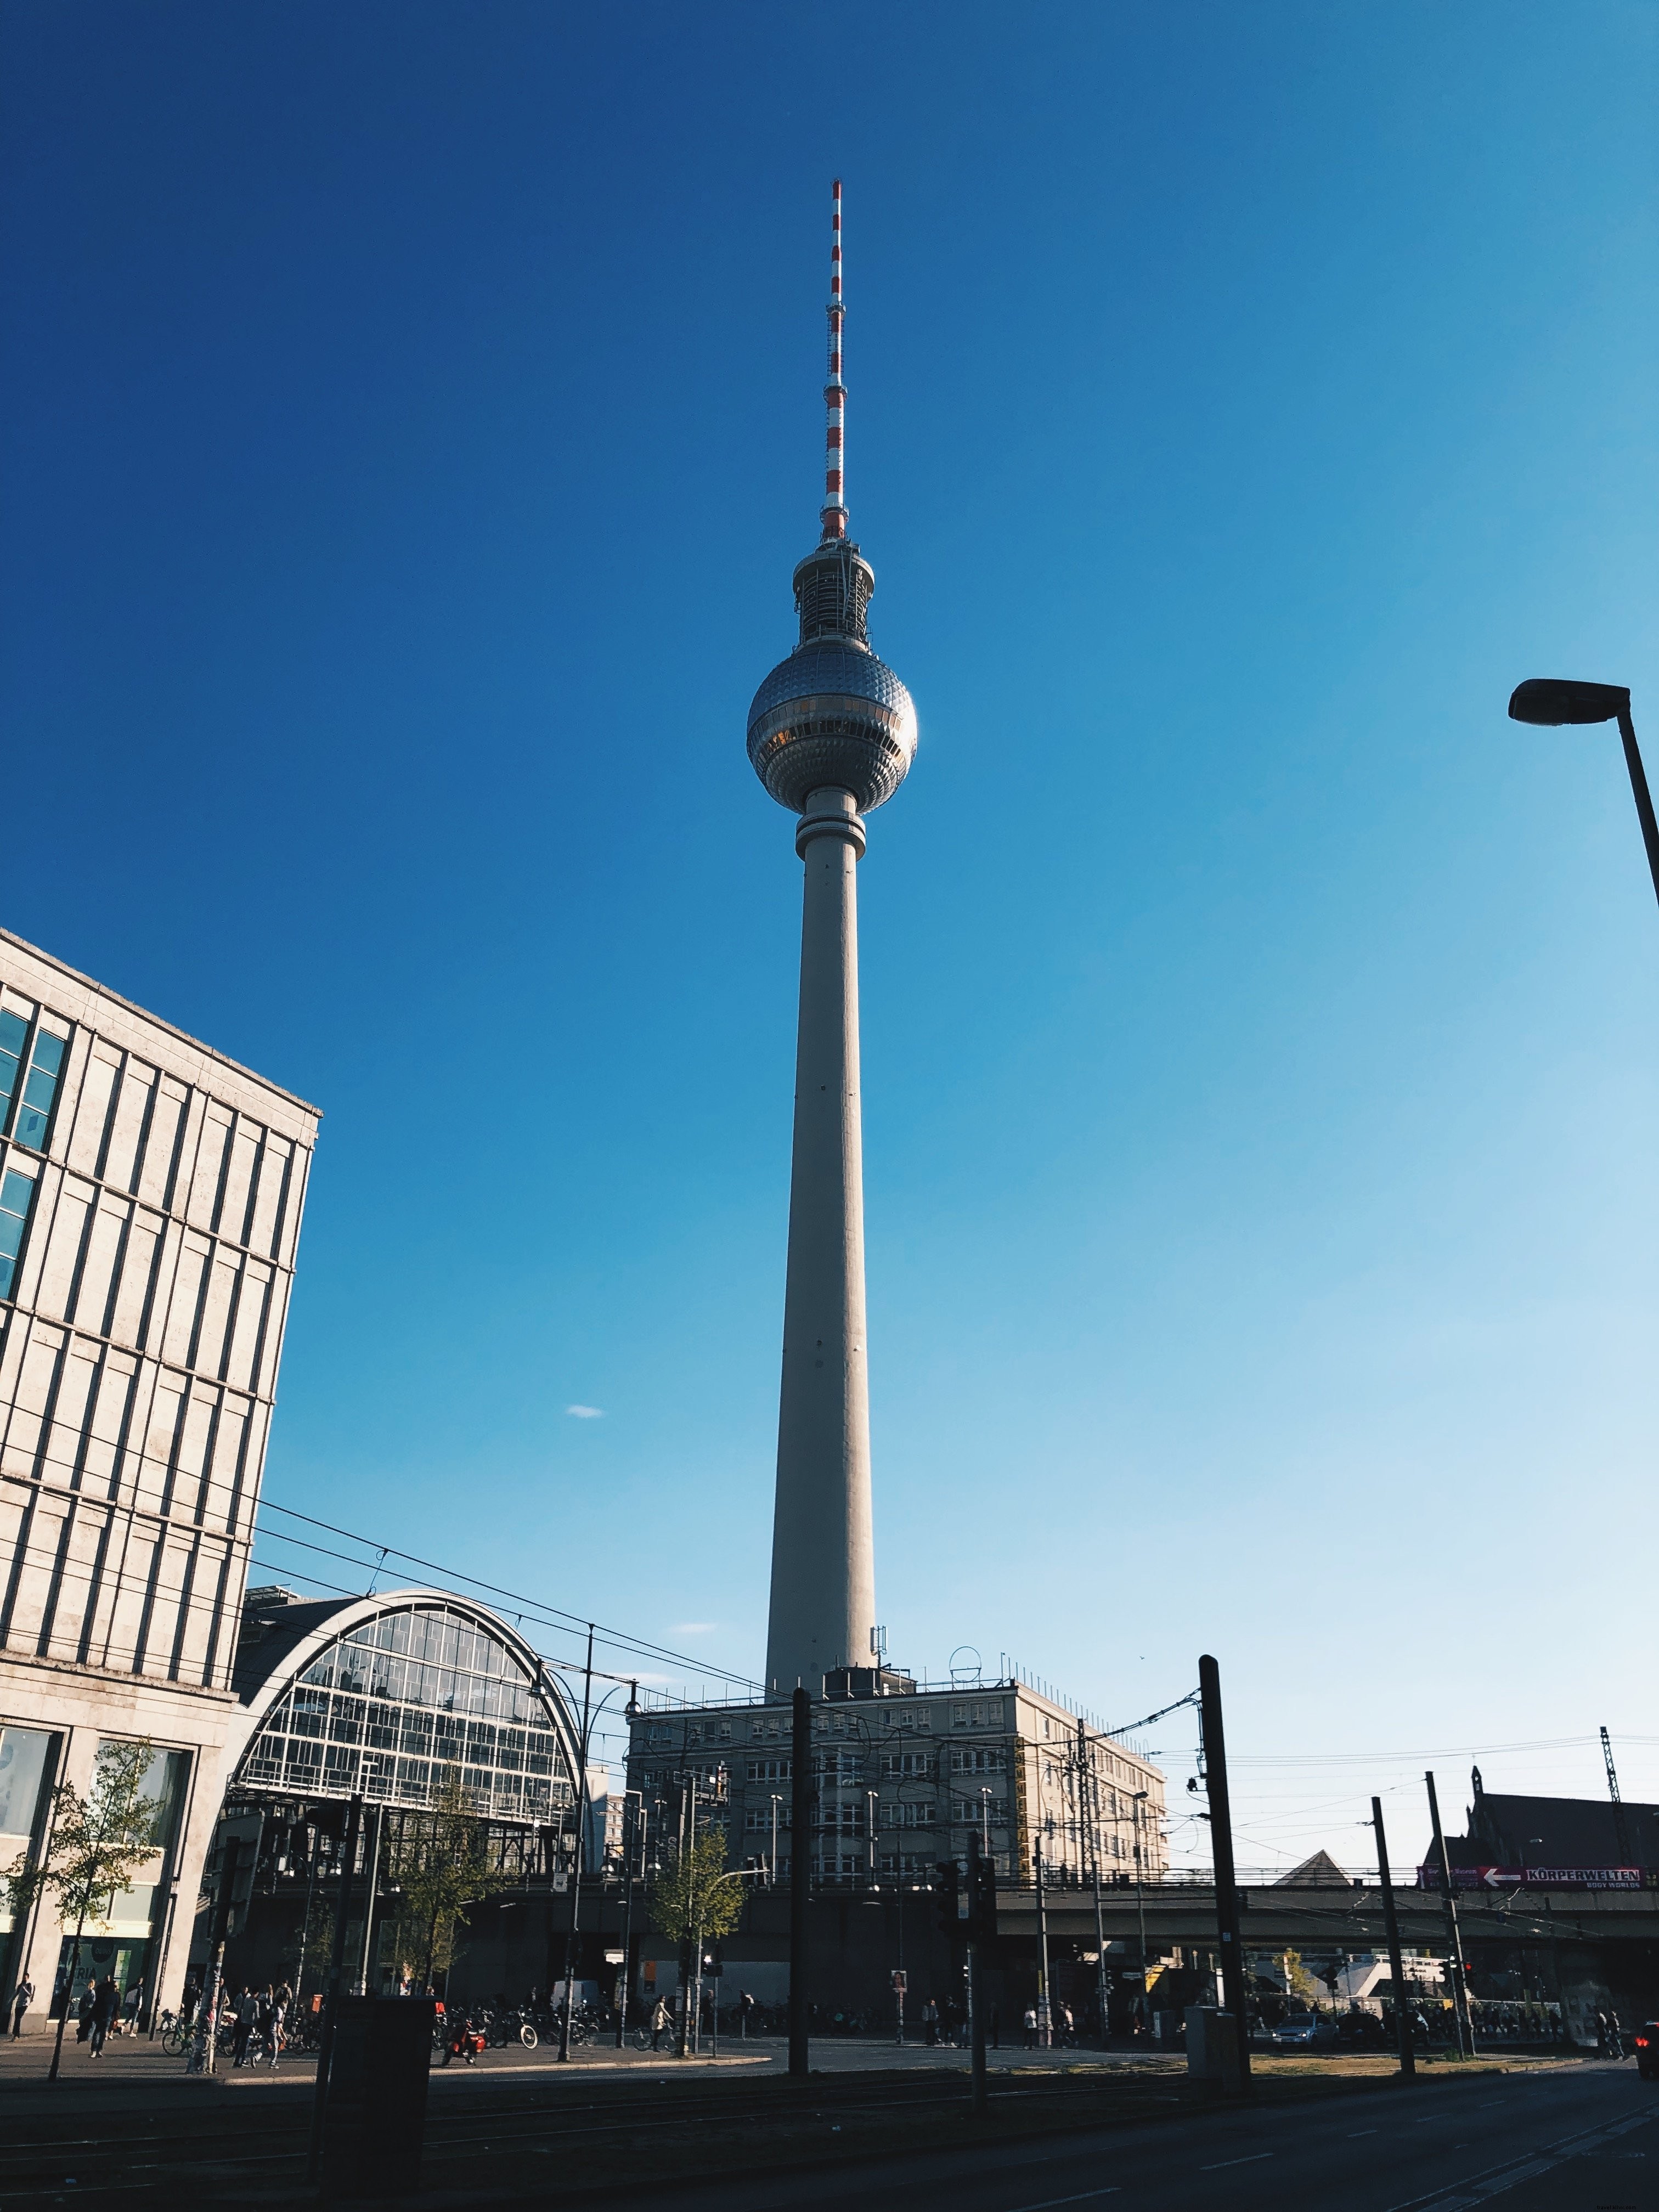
top-left (1131, 1792), bottom-right (1150, 2032)
top-left (1082, 1721), bottom-right (1109, 2046)
top-left (559, 1626), bottom-right (596, 2062)
top-left (1425, 1773), bottom-right (1473, 2056)
top-left (789, 1685), bottom-right (811, 2075)
top-left (1370, 1797), bottom-right (1416, 2081)
top-left (1034, 1833), bottom-right (1051, 2047)
top-left (306, 1792), bottom-right (362, 2182)
top-left (967, 1829), bottom-right (989, 2113)
top-left (1198, 1655), bottom-right (1250, 2086)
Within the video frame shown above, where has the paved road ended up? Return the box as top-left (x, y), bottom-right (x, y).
top-left (613, 2063), bottom-right (1656, 2212)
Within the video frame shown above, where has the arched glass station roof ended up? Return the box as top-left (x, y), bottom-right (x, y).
top-left (230, 1589), bottom-right (582, 1825)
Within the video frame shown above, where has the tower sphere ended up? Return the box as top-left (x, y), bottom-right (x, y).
top-left (747, 541), bottom-right (918, 815)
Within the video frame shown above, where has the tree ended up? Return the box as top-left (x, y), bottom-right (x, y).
top-left (3, 1739), bottom-right (159, 2081)
top-left (647, 1829), bottom-right (747, 2055)
top-left (383, 1768), bottom-right (506, 1991)
top-left (1280, 1948), bottom-right (1324, 2010)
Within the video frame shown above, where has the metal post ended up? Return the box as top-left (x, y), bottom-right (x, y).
top-left (1132, 1791), bottom-right (1150, 2033)
top-left (306, 1792), bottom-right (361, 2183)
top-left (967, 1830), bottom-right (988, 2114)
top-left (183, 1841), bottom-right (240, 2079)
top-left (1371, 1797), bottom-right (1415, 2081)
top-left (1615, 704), bottom-right (1659, 911)
top-left (1198, 1654), bottom-right (1250, 2086)
top-left (788, 1685), bottom-right (811, 2076)
top-left (616, 1793), bottom-right (641, 2049)
top-left (559, 1626), bottom-right (595, 2063)
top-left (1426, 1773), bottom-right (1473, 2056)
top-left (1034, 1834), bottom-right (1051, 2047)
top-left (356, 1802), bottom-right (383, 1995)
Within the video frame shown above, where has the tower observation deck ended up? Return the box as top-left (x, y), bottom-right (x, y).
top-left (747, 182), bottom-right (917, 1699)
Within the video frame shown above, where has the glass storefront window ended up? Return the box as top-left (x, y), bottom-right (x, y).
top-left (0, 1725), bottom-right (54, 1850)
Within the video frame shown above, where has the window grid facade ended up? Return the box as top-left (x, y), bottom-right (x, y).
top-left (0, 935), bottom-right (317, 1692)
top-left (238, 1604), bottom-right (578, 1824)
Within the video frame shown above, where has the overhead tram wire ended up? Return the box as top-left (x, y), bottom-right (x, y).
top-left (253, 1497), bottom-right (765, 1692)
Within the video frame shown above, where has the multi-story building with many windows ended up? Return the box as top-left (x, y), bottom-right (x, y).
top-left (626, 1671), bottom-right (1166, 1896)
top-left (0, 927), bottom-right (318, 2022)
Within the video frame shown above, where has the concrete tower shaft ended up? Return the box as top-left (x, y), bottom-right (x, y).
top-left (764, 789), bottom-right (876, 1692)
top-left (751, 184), bottom-right (914, 1695)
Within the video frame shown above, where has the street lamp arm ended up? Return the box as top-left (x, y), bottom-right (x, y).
top-left (1615, 704), bottom-right (1659, 913)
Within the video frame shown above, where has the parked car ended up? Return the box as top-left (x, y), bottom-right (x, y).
top-left (1635, 2022), bottom-right (1658, 2081)
top-left (1269, 2013), bottom-right (1328, 2049)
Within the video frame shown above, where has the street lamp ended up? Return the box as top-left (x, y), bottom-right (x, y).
top-left (1130, 1791), bottom-right (1150, 2036)
top-left (1508, 679), bottom-right (1659, 911)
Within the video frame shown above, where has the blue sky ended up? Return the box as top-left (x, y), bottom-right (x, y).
top-left (3, 1), bottom-right (1655, 1867)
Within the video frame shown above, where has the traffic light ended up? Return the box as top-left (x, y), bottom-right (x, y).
top-left (933, 1860), bottom-right (963, 1937)
top-left (969, 1842), bottom-right (998, 1940)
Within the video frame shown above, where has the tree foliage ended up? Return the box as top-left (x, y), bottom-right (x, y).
top-left (4, 1739), bottom-right (160, 2079)
top-left (647, 1828), bottom-right (746, 1950)
top-left (384, 1767), bottom-right (507, 1989)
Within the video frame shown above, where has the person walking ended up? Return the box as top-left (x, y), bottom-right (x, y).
top-left (232, 1986), bottom-right (257, 2067)
top-left (923, 1997), bottom-right (938, 2047)
top-left (1594, 2008), bottom-right (1610, 2057)
top-left (649, 1996), bottom-right (670, 2052)
top-left (89, 1975), bottom-right (120, 2057)
top-left (9, 1973), bottom-right (34, 2039)
top-left (1023, 2004), bottom-right (1039, 2050)
top-left (1607, 2008), bottom-right (1624, 2061)
top-left (123, 1981), bottom-right (144, 2035)
top-left (75, 1984), bottom-right (95, 2044)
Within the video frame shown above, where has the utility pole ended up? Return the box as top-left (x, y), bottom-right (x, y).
top-left (1198, 1654), bottom-right (1250, 2086)
top-left (559, 1626), bottom-right (596, 2062)
top-left (789, 1685), bottom-right (811, 2077)
top-left (1131, 1791), bottom-right (1150, 2033)
top-left (1600, 1728), bottom-right (1634, 1868)
top-left (615, 1792), bottom-right (644, 2049)
top-left (967, 1829), bottom-right (988, 2114)
top-left (306, 1792), bottom-right (362, 2183)
top-left (1081, 1722), bottom-right (1109, 2046)
top-left (1034, 1832), bottom-right (1051, 2047)
top-left (1370, 1797), bottom-right (1415, 2081)
top-left (676, 1776), bottom-right (698, 2059)
top-left (1425, 1772), bottom-right (1473, 2057)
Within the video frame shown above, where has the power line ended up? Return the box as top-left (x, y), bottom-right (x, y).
top-left (255, 1498), bottom-right (764, 1692)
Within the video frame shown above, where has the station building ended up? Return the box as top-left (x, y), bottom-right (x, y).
top-left (0, 928), bottom-right (318, 2021)
top-left (198, 1583), bottom-right (587, 1997)
top-left (627, 1668), bottom-right (1167, 1894)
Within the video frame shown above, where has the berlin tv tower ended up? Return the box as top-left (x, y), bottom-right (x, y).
top-left (748, 182), bottom-right (918, 1696)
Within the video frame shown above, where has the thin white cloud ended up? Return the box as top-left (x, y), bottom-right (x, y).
top-left (565, 1404), bottom-right (605, 1420)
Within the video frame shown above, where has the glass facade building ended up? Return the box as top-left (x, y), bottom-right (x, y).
top-left (230, 1592), bottom-right (581, 1825)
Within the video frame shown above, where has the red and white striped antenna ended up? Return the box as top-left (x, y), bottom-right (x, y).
top-left (820, 179), bottom-right (847, 541)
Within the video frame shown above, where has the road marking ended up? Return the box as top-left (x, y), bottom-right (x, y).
top-left (1347, 2129), bottom-right (1378, 2138)
top-left (1199, 2153), bottom-right (1272, 2171)
top-left (1001, 2192), bottom-right (1121, 2211)
top-left (1381, 2106), bottom-right (1658, 2211)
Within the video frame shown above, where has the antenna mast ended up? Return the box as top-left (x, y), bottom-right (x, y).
top-left (1601, 1725), bottom-right (1634, 1866)
top-left (820, 179), bottom-right (847, 541)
